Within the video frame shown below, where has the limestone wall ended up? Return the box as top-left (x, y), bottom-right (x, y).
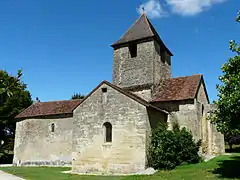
top-left (153, 40), bottom-right (171, 84)
top-left (153, 100), bottom-right (201, 140)
top-left (112, 41), bottom-right (154, 88)
top-left (72, 83), bottom-right (167, 174)
top-left (112, 40), bottom-right (171, 89)
top-left (132, 89), bottom-right (152, 101)
top-left (13, 115), bottom-right (73, 166)
top-left (205, 104), bottom-right (225, 155)
top-left (196, 82), bottom-right (225, 156)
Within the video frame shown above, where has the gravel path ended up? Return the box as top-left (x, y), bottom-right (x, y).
top-left (0, 170), bottom-right (25, 180)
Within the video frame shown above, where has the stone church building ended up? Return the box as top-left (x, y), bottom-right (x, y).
top-left (13, 14), bottom-right (225, 174)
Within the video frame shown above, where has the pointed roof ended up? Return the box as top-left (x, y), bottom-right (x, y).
top-left (111, 13), bottom-right (173, 56)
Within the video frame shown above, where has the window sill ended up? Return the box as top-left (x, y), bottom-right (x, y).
top-left (102, 142), bottom-right (112, 147)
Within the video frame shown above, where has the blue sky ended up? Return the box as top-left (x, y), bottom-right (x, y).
top-left (0, 0), bottom-right (239, 102)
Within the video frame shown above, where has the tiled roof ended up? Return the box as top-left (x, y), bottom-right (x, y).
top-left (152, 75), bottom-right (203, 102)
top-left (111, 13), bottom-right (173, 56)
top-left (15, 80), bottom-right (168, 119)
top-left (15, 99), bottom-right (82, 119)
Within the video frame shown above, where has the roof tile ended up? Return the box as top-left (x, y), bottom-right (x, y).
top-left (15, 99), bottom-right (82, 119)
top-left (152, 75), bottom-right (202, 102)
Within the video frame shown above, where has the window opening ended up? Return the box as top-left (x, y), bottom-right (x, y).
top-left (129, 43), bottom-right (137, 58)
top-left (51, 123), bottom-right (55, 132)
top-left (103, 122), bottom-right (112, 142)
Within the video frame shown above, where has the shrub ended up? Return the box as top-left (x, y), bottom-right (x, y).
top-left (149, 122), bottom-right (201, 170)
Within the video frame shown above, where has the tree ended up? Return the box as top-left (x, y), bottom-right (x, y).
top-left (0, 70), bottom-right (32, 162)
top-left (0, 70), bottom-right (23, 97)
top-left (210, 11), bottom-right (240, 149)
top-left (149, 122), bottom-right (201, 170)
top-left (71, 93), bottom-right (85, 100)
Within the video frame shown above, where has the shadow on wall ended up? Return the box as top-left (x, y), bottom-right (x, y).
top-left (212, 155), bottom-right (240, 179)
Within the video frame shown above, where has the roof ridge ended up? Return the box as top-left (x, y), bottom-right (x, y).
top-left (171, 74), bottom-right (203, 79)
top-left (36, 99), bottom-right (82, 104)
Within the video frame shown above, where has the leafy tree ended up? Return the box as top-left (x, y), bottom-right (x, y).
top-left (0, 70), bottom-right (32, 162)
top-left (0, 70), bottom-right (23, 97)
top-left (71, 93), bottom-right (85, 100)
top-left (149, 122), bottom-right (201, 170)
top-left (210, 11), bottom-right (240, 149)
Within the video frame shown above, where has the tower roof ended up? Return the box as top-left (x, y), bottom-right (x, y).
top-left (111, 13), bottom-right (173, 56)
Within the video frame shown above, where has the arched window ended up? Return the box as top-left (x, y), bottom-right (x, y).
top-left (51, 123), bottom-right (55, 132)
top-left (202, 104), bottom-right (204, 116)
top-left (103, 122), bottom-right (112, 142)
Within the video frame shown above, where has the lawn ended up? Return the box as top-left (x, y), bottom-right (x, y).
top-left (0, 153), bottom-right (240, 180)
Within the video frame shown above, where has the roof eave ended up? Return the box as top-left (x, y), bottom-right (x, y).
top-left (111, 36), bottom-right (173, 56)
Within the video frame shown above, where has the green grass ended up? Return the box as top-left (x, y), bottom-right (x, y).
top-left (1, 153), bottom-right (240, 180)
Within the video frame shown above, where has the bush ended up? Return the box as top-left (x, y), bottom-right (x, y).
top-left (149, 122), bottom-right (201, 170)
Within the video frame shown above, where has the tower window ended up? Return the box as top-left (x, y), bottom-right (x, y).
top-left (103, 122), bottom-right (112, 143)
top-left (160, 48), bottom-right (165, 62)
top-left (51, 123), bottom-right (55, 132)
top-left (129, 43), bottom-right (137, 58)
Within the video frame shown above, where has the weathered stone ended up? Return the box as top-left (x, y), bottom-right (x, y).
top-left (13, 116), bottom-right (73, 166)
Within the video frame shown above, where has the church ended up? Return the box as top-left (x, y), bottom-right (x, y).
top-left (13, 14), bottom-right (225, 174)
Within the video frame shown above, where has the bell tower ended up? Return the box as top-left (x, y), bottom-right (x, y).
top-left (111, 14), bottom-right (173, 100)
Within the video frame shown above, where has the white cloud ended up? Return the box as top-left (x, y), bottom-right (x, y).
top-left (165, 0), bottom-right (227, 16)
top-left (137, 0), bottom-right (167, 19)
top-left (137, 0), bottom-right (227, 18)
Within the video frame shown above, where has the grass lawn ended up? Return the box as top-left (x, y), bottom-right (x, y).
top-left (0, 153), bottom-right (240, 180)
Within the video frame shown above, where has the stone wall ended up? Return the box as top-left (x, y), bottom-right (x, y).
top-left (195, 82), bottom-right (210, 154)
top-left (205, 104), bottom-right (225, 155)
top-left (112, 40), bottom-right (171, 90)
top-left (13, 115), bottom-right (73, 166)
top-left (196, 82), bottom-right (225, 156)
top-left (112, 41), bottom-right (154, 88)
top-left (153, 100), bottom-right (200, 140)
top-left (132, 89), bottom-right (152, 101)
top-left (72, 83), bottom-right (166, 174)
top-left (153, 40), bottom-right (171, 85)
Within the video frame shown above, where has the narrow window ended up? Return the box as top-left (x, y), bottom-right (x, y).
top-left (202, 104), bottom-right (204, 116)
top-left (160, 48), bottom-right (165, 62)
top-left (103, 122), bottom-right (112, 142)
top-left (51, 123), bottom-right (55, 132)
top-left (102, 88), bottom-right (107, 93)
top-left (102, 88), bottom-right (107, 104)
top-left (129, 43), bottom-right (137, 58)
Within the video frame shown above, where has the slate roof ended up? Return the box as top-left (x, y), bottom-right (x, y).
top-left (152, 74), bottom-right (204, 102)
top-left (111, 13), bottom-right (173, 56)
top-left (15, 99), bottom-right (82, 119)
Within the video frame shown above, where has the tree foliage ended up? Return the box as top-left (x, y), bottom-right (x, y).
top-left (149, 122), bottom-right (201, 170)
top-left (210, 11), bottom-right (240, 144)
top-left (0, 70), bottom-right (23, 97)
top-left (71, 93), bottom-right (85, 100)
top-left (0, 70), bottom-right (32, 161)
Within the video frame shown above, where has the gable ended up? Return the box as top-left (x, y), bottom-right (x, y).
top-left (196, 79), bottom-right (210, 104)
top-left (74, 81), bottom-right (167, 114)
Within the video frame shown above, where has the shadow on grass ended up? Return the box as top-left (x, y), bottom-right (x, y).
top-left (212, 155), bottom-right (240, 179)
top-left (225, 146), bottom-right (240, 153)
